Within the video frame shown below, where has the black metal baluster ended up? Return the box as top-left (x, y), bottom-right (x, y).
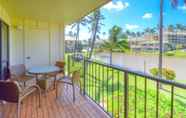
top-left (102, 66), bottom-right (105, 108)
top-left (68, 55), bottom-right (70, 75)
top-left (88, 62), bottom-right (90, 96)
top-left (98, 64), bottom-right (101, 104)
top-left (171, 86), bottom-right (174, 118)
top-left (107, 66), bottom-right (109, 113)
top-left (95, 63), bottom-right (97, 101)
top-left (124, 72), bottom-right (129, 118)
top-left (156, 82), bottom-right (159, 118)
top-left (112, 68), bottom-right (114, 117)
top-left (134, 76), bottom-right (137, 118)
top-left (144, 77), bottom-right (147, 118)
top-left (117, 71), bottom-right (120, 118)
top-left (92, 63), bottom-right (94, 98)
top-left (83, 59), bottom-right (86, 95)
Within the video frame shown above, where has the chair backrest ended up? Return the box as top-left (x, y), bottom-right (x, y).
top-left (55, 61), bottom-right (65, 69)
top-left (10, 64), bottom-right (26, 77)
top-left (72, 71), bottom-right (80, 81)
top-left (0, 81), bottom-right (19, 103)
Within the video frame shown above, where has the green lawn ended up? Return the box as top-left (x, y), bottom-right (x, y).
top-left (165, 50), bottom-right (186, 58)
top-left (66, 55), bottom-right (186, 118)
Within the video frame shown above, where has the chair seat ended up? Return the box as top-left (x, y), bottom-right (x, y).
top-left (19, 75), bottom-right (34, 81)
top-left (58, 76), bottom-right (72, 84)
top-left (17, 76), bottom-right (36, 90)
top-left (20, 86), bottom-right (36, 98)
top-left (47, 72), bottom-right (64, 78)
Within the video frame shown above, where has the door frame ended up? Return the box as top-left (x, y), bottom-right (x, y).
top-left (24, 28), bottom-right (50, 68)
top-left (0, 19), bottom-right (10, 80)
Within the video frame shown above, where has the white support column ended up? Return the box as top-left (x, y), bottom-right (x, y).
top-left (59, 23), bottom-right (65, 60)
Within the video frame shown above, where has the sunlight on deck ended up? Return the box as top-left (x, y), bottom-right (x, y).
top-left (0, 85), bottom-right (109, 118)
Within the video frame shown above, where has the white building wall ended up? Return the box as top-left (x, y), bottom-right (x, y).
top-left (9, 18), bottom-right (65, 67)
top-left (1, 2), bottom-right (65, 68)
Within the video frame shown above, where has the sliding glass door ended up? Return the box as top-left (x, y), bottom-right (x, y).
top-left (0, 21), bottom-right (9, 80)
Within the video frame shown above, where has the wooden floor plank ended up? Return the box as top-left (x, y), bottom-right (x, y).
top-left (0, 85), bottom-right (109, 118)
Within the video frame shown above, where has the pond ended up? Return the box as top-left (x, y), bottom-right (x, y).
top-left (94, 52), bottom-right (186, 83)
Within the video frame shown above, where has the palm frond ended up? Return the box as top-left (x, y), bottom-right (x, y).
top-left (171, 0), bottom-right (178, 7)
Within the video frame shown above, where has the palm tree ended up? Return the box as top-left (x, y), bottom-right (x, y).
top-left (171, 0), bottom-right (186, 7)
top-left (100, 26), bottom-right (129, 65)
top-left (158, 0), bottom-right (186, 79)
top-left (136, 32), bottom-right (142, 37)
top-left (144, 27), bottom-right (157, 34)
top-left (69, 17), bottom-right (89, 54)
top-left (88, 9), bottom-right (104, 59)
top-left (168, 25), bottom-right (175, 32)
top-left (125, 30), bottom-right (131, 37)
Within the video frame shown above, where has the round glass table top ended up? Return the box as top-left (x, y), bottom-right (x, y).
top-left (28, 66), bottom-right (60, 74)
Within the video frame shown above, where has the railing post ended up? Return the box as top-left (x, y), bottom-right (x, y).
top-left (124, 72), bottom-right (129, 118)
top-left (68, 55), bottom-right (70, 75)
top-left (83, 58), bottom-right (86, 95)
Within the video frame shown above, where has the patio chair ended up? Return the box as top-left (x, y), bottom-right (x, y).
top-left (56, 70), bottom-right (81, 102)
top-left (47, 61), bottom-right (65, 89)
top-left (10, 64), bottom-right (35, 87)
top-left (54, 61), bottom-right (65, 86)
top-left (0, 80), bottom-right (41, 118)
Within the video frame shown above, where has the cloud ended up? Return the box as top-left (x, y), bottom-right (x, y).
top-left (103, 1), bottom-right (129, 11)
top-left (178, 5), bottom-right (186, 11)
top-left (142, 13), bottom-right (153, 19)
top-left (125, 24), bottom-right (139, 30)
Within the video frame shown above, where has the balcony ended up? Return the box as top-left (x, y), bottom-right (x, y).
top-left (1, 55), bottom-right (186, 118)
top-left (1, 0), bottom-right (186, 118)
top-left (0, 85), bottom-right (109, 118)
top-left (67, 55), bottom-right (186, 118)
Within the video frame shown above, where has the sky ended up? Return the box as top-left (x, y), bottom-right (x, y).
top-left (65, 0), bottom-right (186, 40)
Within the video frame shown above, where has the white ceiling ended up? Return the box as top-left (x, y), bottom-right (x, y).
top-left (1, 0), bottom-right (110, 25)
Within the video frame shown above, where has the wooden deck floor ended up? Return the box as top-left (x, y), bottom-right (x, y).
top-left (0, 85), bottom-right (109, 118)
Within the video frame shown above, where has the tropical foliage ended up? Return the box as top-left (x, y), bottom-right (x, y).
top-left (68, 17), bottom-right (90, 53)
top-left (150, 67), bottom-right (176, 80)
top-left (88, 9), bottom-right (105, 59)
top-left (100, 25), bottom-right (129, 64)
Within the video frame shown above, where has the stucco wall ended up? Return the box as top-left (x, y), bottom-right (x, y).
top-left (10, 18), bottom-right (65, 67)
top-left (0, 2), bottom-right (65, 67)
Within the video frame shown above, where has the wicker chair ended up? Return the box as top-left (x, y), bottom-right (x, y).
top-left (10, 64), bottom-right (35, 87)
top-left (56, 70), bottom-right (81, 102)
top-left (47, 61), bottom-right (65, 89)
top-left (0, 80), bottom-right (41, 118)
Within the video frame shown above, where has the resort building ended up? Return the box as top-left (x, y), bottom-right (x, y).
top-left (164, 29), bottom-right (186, 49)
top-left (65, 36), bottom-right (89, 52)
top-left (129, 33), bottom-right (169, 52)
top-left (129, 30), bottom-right (186, 52)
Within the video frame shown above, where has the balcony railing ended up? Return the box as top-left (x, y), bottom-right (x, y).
top-left (67, 54), bottom-right (186, 118)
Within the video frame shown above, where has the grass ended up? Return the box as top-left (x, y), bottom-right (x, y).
top-left (66, 55), bottom-right (186, 118)
top-left (165, 50), bottom-right (186, 58)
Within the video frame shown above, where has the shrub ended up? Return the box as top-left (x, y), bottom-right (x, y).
top-left (150, 68), bottom-right (159, 77)
top-left (162, 68), bottom-right (176, 80)
top-left (150, 68), bottom-right (176, 80)
top-left (165, 52), bottom-right (175, 56)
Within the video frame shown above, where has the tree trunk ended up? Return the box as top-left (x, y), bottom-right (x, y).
top-left (159, 0), bottom-right (164, 89)
top-left (110, 51), bottom-right (112, 65)
top-left (88, 16), bottom-right (99, 59)
top-left (159, 0), bottom-right (164, 79)
top-left (74, 22), bottom-right (80, 55)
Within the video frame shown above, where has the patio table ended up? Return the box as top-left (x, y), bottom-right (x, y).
top-left (28, 66), bottom-right (60, 92)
